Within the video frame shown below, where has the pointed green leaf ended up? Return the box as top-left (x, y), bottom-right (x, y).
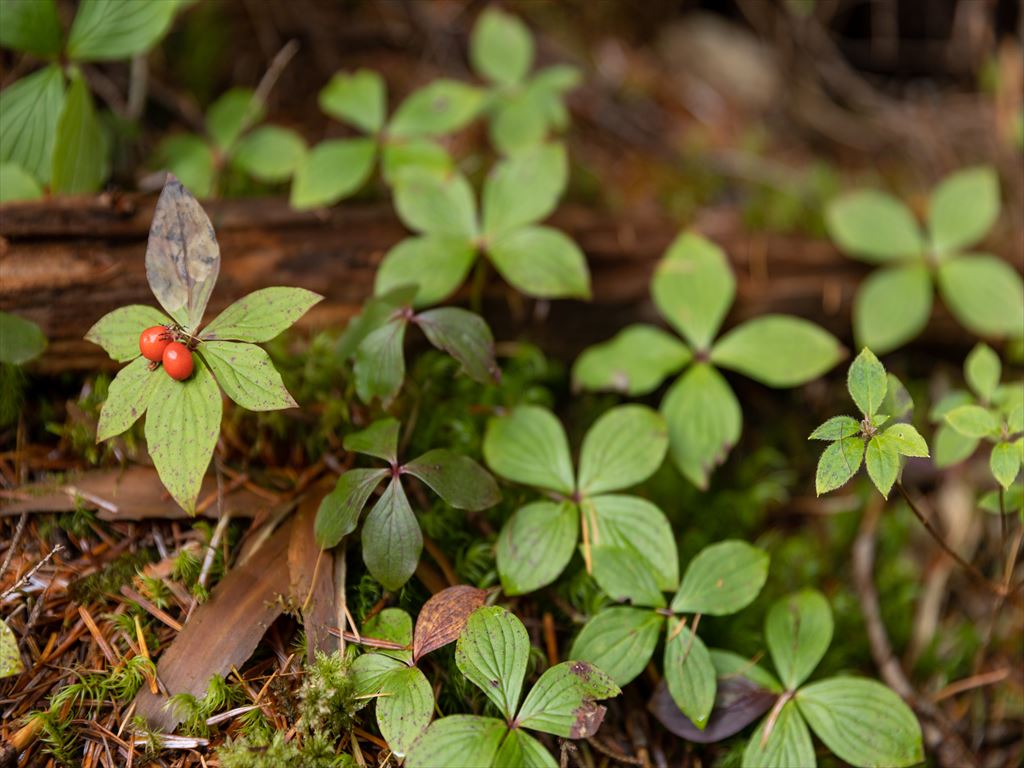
top-left (200, 341), bottom-right (296, 411)
top-left (742, 700), bottom-right (814, 768)
top-left (493, 729), bottom-right (557, 768)
top-left (353, 318), bottom-right (407, 407)
top-left (709, 650), bottom-right (783, 693)
top-left (380, 137), bottom-right (453, 184)
top-left (0, 162), bottom-right (44, 202)
top-left (591, 545), bottom-right (665, 608)
top-left (0, 65), bottom-right (64, 185)
top-left (482, 143), bottom-right (567, 238)
top-left (664, 618), bottom-right (716, 730)
top-left (361, 478), bottom-right (421, 590)
top-left (51, 71), bottom-right (106, 195)
top-left (965, 343), bottom-right (1001, 403)
top-left (711, 315), bottom-right (842, 387)
top-left (489, 91), bottom-right (548, 155)
top-left (415, 307), bottom-right (500, 384)
top-left (483, 405), bottom-right (574, 494)
top-left (377, 666), bottom-right (434, 757)
top-left (487, 225), bottom-right (590, 299)
top-left (517, 660), bottom-right (620, 738)
top-left (470, 7), bottom-right (534, 86)
top-left (375, 235), bottom-right (477, 309)
top-left (319, 69), bottom-right (386, 134)
top-left (200, 287), bottom-right (322, 343)
top-left (883, 424), bottom-right (928, 458)
top-left (0, 0), bottom-right (61, 57)
top-left (815, 437), bottom-right (865, 495)
top-left (0, 618), bottom-right (24, 679)
top-left (671, 540), bottom-right (769, 616)
top-left (337, 285), bottom-right (416, 360)
top-left (496, 501), bottom-right (577, 595)
top-left (289, 137), bottom-right (376, 209)
top-left (67, 0), bottom-right (176, 60)
top-left (572, 325), bottom-right (691, 396)
top-left (937, 255), bottom-right (1024, 339)
top-left (930, 390), bottom-right (973, 421)
top-left (928, 166), bottom-right (999, 254)
top-left (847, 348), bottom-right (887, 417)
top-left (765, 589), bottom-right (833, 690)
top-left (990, 441), bottom-right (1021, 489)
top-left (350, 652), bottom-right (405, 702)
top-left (153, 134), bottom-right (215, 198)
top-left (826, 190), bottom-right (923, 263)
top-left (231, 125), bottom-right (306, 183)
top-left (588, 495), bottom-right (679, 591)
top-left (363, 608), bottom-right (413, 661)
top-left (944, 404), bottom-right (998, 438)
top-left (404, 448), bottom-right (501, 510)
top-left (388, 80), bottom-right (485, 138)
top-left (404, 716), bottom-right (507, 768)
top-left (0, 312), bottom-right (46, 365)
top-left (577, 405), bottom-right (667, 495)
top-left (809, 416), bottom-right (860, 441)
top-left (933, 423), bottom-right (978, 468)
top-left (569, 608), bottom-right (663, 687)
top-left (882, 373), bottom-right (914, 420)
top-left (393, 168), bottom-right (477, 238)
top-left (205, 88), bottom-right (264, 152)
top-left (85, 305), bottom-right (171, 363)
top-left (96, 357), bottom-right (160, 441)
top-left (853, 264), bottom-right (933, 354)
top-left (865, 433), bottom-right (901, 498)
top-left (456, 606), bottom-right (529, 720)
top-left (344, 419), bottom-right (400, 463)
top-left (314, 468), bottom-right (387, 548)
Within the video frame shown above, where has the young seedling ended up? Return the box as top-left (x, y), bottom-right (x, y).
top-left (292, 70), bottom-right (485, 208)
top-left (85, 176), bottom-right (322, 513)
top-left (404, 606), bottom-right (620, 768)
top-left (348, 586), bottom-right (488, 757)
top-left (374, 142), bottom-right (590, 306)
top-left (575, 233), bottom-right (843, 488)
top-left (314, 418), bottom-right (500, 590)
top-left (827, 166), bottom-right (1023, 353)
top-left (811, 348), bottom-right (929, 499)
top-left (469, 7), bottom-right (581, 154)
top-left (482, 404), bottom-right (675, 594)
top-left (571, 540), bottom-right (769, 730)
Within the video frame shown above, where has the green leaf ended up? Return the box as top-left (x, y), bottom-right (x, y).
top-left (145, 356), bottom-right (222, 514)
top-left (709, 650), bottom-right (783, 693)
top-left (51, 71), bottom-right (106, 195)
top-left (353, 318), bottom-right (407, 407)
top-left (577, 405), bottom-right (667, 495)
top-left (496, 501), bottom-right (578, 595)
top-left (200, 341), bottom-right (295, 411)
top-left (377, 666), bottom-right (434, 757)
top-left (853, 264), bottom-right (933, 354)
top-left (651, 233), bottom-right (734, 351)
top-left (815, 437), bottom-right (865, 495)
top-left (765, 589), bottom-right (833, 690)
top-left (350, 652), bottom-right (404, 701)
top-left (206, 88), bottom-right (264, 152)
top-left (415, 307), bottom-right (500, 384)
top-left (0, 618), bottom-right (23, 679)
top-left (928, 166), bottom-right (1000, 254)
top-left (344, 419), bottom-right (400, 463)
top-left (930, 390), bottom-right (973, 421)
top-left (865, 433), bottom-right (901, 498)
top-left (664, 619), bottom-right (716, 730)
top-left (572, 325), bottom-right (691, 396)
top-left (67, 0), bottom-right (177, 61)
top-left (153, 134), bottom-right (215, 198)
top-left (489, 92), bottom-right (548, 155)
top-left (847, 348), bottom-right (887, 417)
top-left (388, 80), bottom-right (485, 139)
top-left (337, 285), bottom-right (416, 361)
top-left (318, 69), bottom-right (386, 134)
top-left (661, 363), bottom-right (742, 489)
top-left (882, 373), bottom-right (914, 420)
top-left (0, 162), bottom-right (43, 202)
top-left (493, 729), bottom-right (557, 768)
top-left (85, 305), bottom-right (171, 363)
top-left (289, 137), bottom-right (376, 209)
top-left (361, 478), bottom-right (421, 590)
top-left (375, 235), bottom-right (477, 309)
top-left (231, 126), bottom-right (306, 183)
top-left (797, 678), bottom-right (924, 768)
top-left (404, 449), bottom-right (501, 510)
top-left (933, 423), bottom-right (978, 468)
top-left (456, 606), bottom-right (529, 720)
top-left (990, 441), bottom-right (1021, 489)
top-left (590, 545), bottom-right (665, 608)
top-left (517, 660), bottom-right (620, 737)
top-left (965, 343), bottom-right (1001, 403)
top-left (809, 416), bottom-right (860, 441)
top-left (200, 287), bottom-right (322, 343)
top-left (742, 700), bottom-right (814, 768)
top-left (0, 312), bottom-right (47, 365)
top-left (825, 190), bottom-right (923, 263)
top-left (481, 143), bottom-right (567, 238)
top-left (470, 7), bottom-right (534, 86)
top-left (711, 315), bottom-right (842, 388)
top-left (96, 357), bottom-right (160, 441)
top-left (944, 404), bottom-right (998, 438)
top-left (0, 0), bottom-right (61, 57)
top-left (569, 608), bottom-right (663, 686)
top-left (483, 405), bottom-right (574, 495)
top-left (0, 65), bottom-right (65, 185)
top-left (588, 495), bottom-right (679, 591)
top-left (487, 225), bottom-right (590, 299)
top-left (883, 424), bottom-right (929, 458)
top-left (314, 468), bottom-right (387, 548)
top-left (405, 716), bottom-right (507, 768)
top-left (364, 608), bottom-right (414, 660)
top-left (671, 540), bottom-right (769, 616)
top-left (937, 255), bottom-right (1024, 339)
top-left (380, 138), bottom-right (453, 184)
top-left (393, 168), bottom-right (477, 238)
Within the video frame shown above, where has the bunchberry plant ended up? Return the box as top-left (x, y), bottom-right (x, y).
top-left (570, 540), bottom-right (769, 730)
top-left (374, 142), bottom-right (590, 306)
top-left (292, 71), bottom-right (484, 208)
top-left (736, 591), bottom-right (923, 768)
top-left (336, 285), bottom-right (500, 407)
top-left (85, 176), bottom-right (322, 512)
top-left (405, 606), bottom-right (620, 768)
top-left (811, 348), bottom-right (929, 498)
top-left (0, 0), bottom-right (183, 199)
top-left (827, 166), bottom-right (1024, 353)
top-left (931, 343), bottom-right (1023, 491)
top-left (155, 88), bottom-right (306, 198)
top-left (314, 418), bottom-right (500, 590)
top-left (482, 404), bottom-right (675, 594)
top-left (575, 233), bottom-right (843, 488)
top-left (469, 7), bottom-right (581, 155)
top-left (349, 586), bottom-right (487, 756)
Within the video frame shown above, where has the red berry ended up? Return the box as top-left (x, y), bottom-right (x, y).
top-left (162, 342), bottom-right (194, 381)
top-left (139, 326), bottom-right (171, 362)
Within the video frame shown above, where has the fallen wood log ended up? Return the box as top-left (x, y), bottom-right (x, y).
top-left (1, 193), bottom-right (1017, 373)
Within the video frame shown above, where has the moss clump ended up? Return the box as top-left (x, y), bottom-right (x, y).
top-left (297, 651), bottom-right (360, 741)
top-left (216, 733), bottom-right (355, 768)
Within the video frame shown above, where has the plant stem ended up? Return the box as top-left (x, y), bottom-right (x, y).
top-left (998, 486), bottom-right (1007, 571)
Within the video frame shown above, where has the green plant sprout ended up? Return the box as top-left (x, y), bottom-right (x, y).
top-left (314, 419), bottom-right (500, 590)
top-left (570, 540), bottom-right (768, 730)
top-left (0, 311), bottom-right (47, 425)
top-left (405, 606), bottom-right (620, 768)
top-left (0, 0), bottom-right (186, 200)
top-left (292, 71), bottom-right (485, 209)
top-left (374, 142), bottom-right (590, 306)
top-left (826, 166), bottom-right (1024, 353)
top-left (85, 176), bottom-right (322, 512)
top-left (575, 232), bottom-right (843, 488)
top-left (469, 7), bottom-right (581, 155)
top-left (483, 404), bottom-right (675, 595)
top-left (155, 87), bottom-right (306, 198)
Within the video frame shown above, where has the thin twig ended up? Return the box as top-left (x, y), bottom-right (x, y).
top-left (0, 511), bottom-right (28, 580)
top-left (0, 544), bottom-right (64, 601)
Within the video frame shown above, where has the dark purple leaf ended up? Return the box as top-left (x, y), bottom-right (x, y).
top-left (648, 677), bottom-right (777, 744)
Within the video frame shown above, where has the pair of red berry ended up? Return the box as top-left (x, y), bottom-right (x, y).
top-left (139, 326), bottom-right (193, 381)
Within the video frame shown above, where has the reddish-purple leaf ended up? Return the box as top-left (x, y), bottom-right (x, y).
top-left (648, 677), bottom-right (777, 743)
top-left (413, 585), bottom-right (488, 663)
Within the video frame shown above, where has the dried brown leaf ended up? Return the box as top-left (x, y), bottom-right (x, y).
top-left (412, 584), bottom-right (487, 663)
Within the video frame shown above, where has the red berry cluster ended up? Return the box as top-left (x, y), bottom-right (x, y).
top-left (139, 326), bottom-right (194, 381)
